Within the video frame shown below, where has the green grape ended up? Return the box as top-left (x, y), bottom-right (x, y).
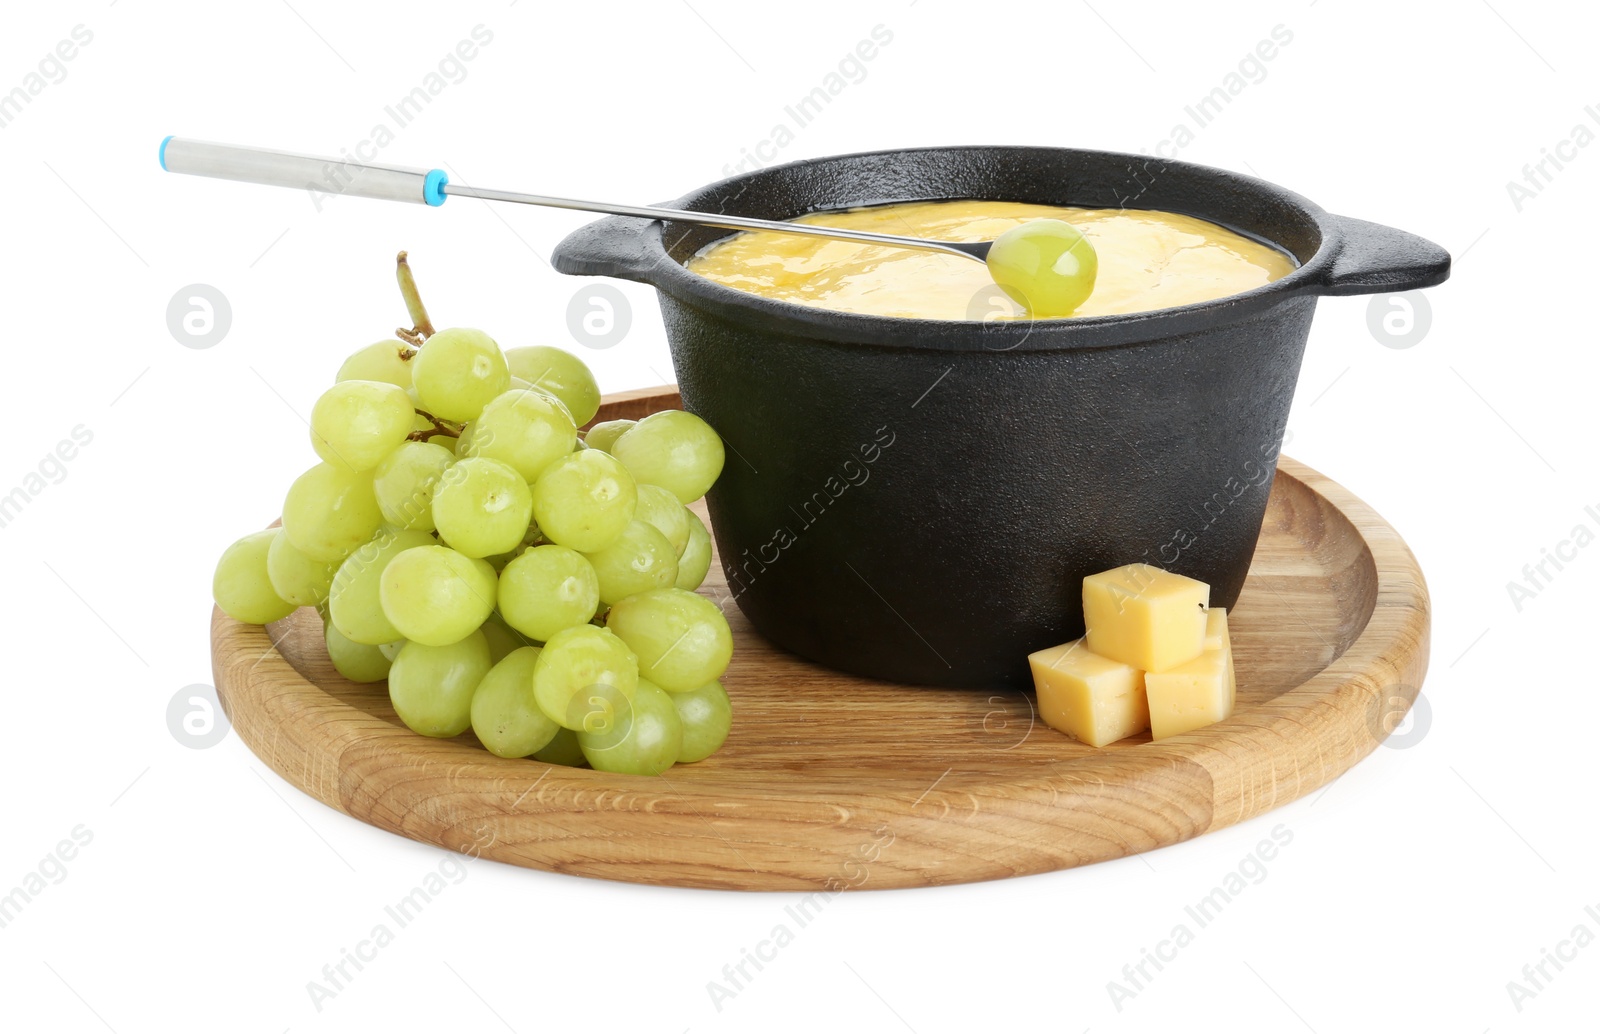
top-left (378, 639), bottom-right (406, 661)
top-left (498, 545), bottom-right (600, 642)
top-left (610, 410), bottom-right (725, 504)
top-left (584, 419), bottom-right (635, 454)
top-left (431, 457), bottom-right (534, 558)
top-left (309, 379), bottom-right (416, 472)
top-left (578, 678), bottom-right (681, 776)
top-left (389, 630), bottom-right (492, 737)
top-left (411, 327), bottom-right (510, 422)
top-left (213, 529), bottom-right (296, 624)
top-left (533, 727), bottom-right (585, 767)
top-left (572, 438), bottom-right (589, 451)
top-left (282, 462), bottom-right (384, 562)
top-left (532, 625), bottom-right (638, 731)
top-left (634, 484), bottom-right (690, 556)
top-left (675, 509), bottom-right (713, 591)
top-left (606, 587), bottom-right (733, 692)
top-left (378, 544), bottom-right (497, 646)
top-left (458, 389), bottom-right (577, 482)
top-left (471, 646), bottom-right (560, 758)
top-left (266, 529), bottom-right (337, 607)
top-left (539, 390), bottom-right (576, 425)
top-left (336, 339), bottom-right (415, 389)
top-left (480, 614), bottom-right (538, 662)
top-left (584, 520), bottom-right (679, 606)
top-left (328, 529), bottom-right (436, 644)
top-left (984, 218), bottom-right (1099, 318)
top-left (505, 345), bottom-right (601, 425)
top-left (672, 679), bottom-right (732, 763)
top-left (454, 425), bottom-right (475, 457)
top-left (372, 441), bottom-right (454, 532)
top-left (530, 450), bottom-right (637, 553)
top-left (325, 621), bottom-right (392, 683)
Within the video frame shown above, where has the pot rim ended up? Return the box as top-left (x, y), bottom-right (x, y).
top-left (551, 144), bottom-right (1451, 354)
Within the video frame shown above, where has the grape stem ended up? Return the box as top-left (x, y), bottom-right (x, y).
top-left (409, 409), bottom-right (462, 441)
top-left (396, 251), bottom-right (436, 342)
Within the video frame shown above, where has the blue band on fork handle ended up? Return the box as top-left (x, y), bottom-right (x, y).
top-left (424, 169), bottom-right (448, 206)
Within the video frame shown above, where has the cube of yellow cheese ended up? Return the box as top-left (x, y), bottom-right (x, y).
top-left (1083, 563), bottom-right (1210, 673)
top-left (1028, 639), bottom-right (1149, 748)
top-left (1203, 606), bottom-right (1229, 651)
top-left (1146, 608), bottom-right (1236, 740)
top-left (1202, 606), bottom-right (1236, 711)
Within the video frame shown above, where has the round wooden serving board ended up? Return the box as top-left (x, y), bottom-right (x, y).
top-left (212, 386), bottom-right (1429, 891)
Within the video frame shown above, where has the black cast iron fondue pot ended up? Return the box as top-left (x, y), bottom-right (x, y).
top-left (551, 145), bottom-right (1450, 689)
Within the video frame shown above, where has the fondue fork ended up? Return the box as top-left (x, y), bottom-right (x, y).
top-left (158, 137), bottom-right (994, 264)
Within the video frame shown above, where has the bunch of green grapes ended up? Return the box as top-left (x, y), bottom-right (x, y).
top-left (213, 264), bottom-right (733, 776)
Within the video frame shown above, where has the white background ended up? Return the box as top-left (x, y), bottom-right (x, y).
top-left (3, 0), bottom-right (1596, 1030)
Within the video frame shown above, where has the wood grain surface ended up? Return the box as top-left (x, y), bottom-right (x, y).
top-left (211, 385), bottom-right (1430, 891)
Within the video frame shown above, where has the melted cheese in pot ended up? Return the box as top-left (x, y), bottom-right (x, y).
top-left (686, 199), bottom-right (1296, 320)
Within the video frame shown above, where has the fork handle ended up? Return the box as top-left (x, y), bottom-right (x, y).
top-left (159, 136), bottom-right (449, 206)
